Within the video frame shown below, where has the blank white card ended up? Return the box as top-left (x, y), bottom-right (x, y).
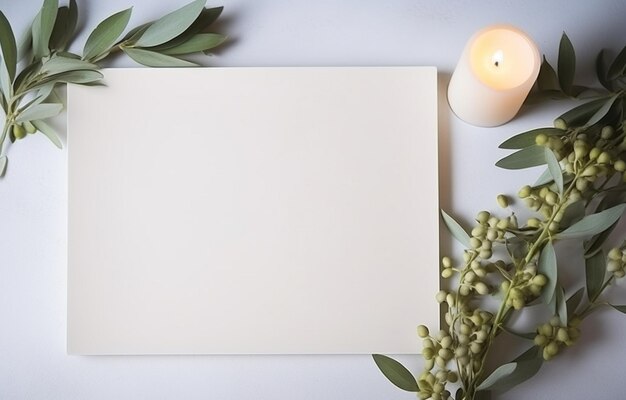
top-left (67, 67), bottom-right (439, 354)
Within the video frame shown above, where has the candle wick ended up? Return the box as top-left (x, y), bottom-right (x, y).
top-left (494, 61), bottom-right (499, 67)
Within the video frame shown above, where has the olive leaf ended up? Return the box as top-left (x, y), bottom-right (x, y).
top-left (49, 0), bottom-right (78, 51)
top-left (41, 55), bottom-right (98, 76)
top-left (0, 11), bottom-right (17, 81)
top-left (122, 47), bottom-right (197, 67)
top-left (607, 45), bottom-right (626, 80)
top-left (544, 147), bottom-right (563, 195)
top-left (38, 69), bottom-right (103, 87)
top-left (83, 8), bottom-right (133, 62)
top-left (0, 155), bottom-right (7, 176)
top-left (585, 250), bottom-right (606, 301)
top-left (496, 145), bottom-right (546, 170)
top-left (554, 286), bottom-right (567, 326)
top-left (134, 0), bottom-right (207, 47)
top-left (538, 241), bottom-right (557, 304)
top-left (558, 33), bottom-right (575, 95)
top-left (0, 60), bottom-right (11, 100)
top-left (557, 203), bottom-right (626, 240)
top-left (554, 98), bottom-right (605, 129)
top-left (559, 200), bottom-right (585, 229)
top-left (372, 354), bottom-right (418, 392)
top-left (584, 94), bottom-right (620, 127)
top-left (161, 33), bottom-right (226, 55)
top-left (32, 0), bottom-right (59, 60)
top-left (596, 49), bottom-right (611, 90)
top-left (441, 209), bottom-right (471, 248)
top-left (499, 128), bottom-right (563, 150)
top-left (566, 287), bottom-right (584, 318)
top-left (537, 56), bottom-right (560, 92)
top-left (476, 347), bottom-right (542, 393)
top-left (16, 103), bottom-right (63, 123)
top-left (32, 119), bottom-right (62, 148)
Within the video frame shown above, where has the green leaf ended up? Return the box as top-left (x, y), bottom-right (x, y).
top-left (538, 242), bottom-right (557, 304)
top-left (372, 354), bottom-right (418, 392)
top-left (39, 69), bottom-right (103, 86)
top-left (441, 210), bottom-right (471, 248)
top-left (555, 98), bottom-right (605, 129)
top-left (558, 204), bottom-right (626, 240)
top-left (611, 305), bottom-right (626, 314)
top-left (596, 49), bottom-right (611, 90)
top-left (0, 59), bottom-right (11, 100)
top-left (49, 0), bottom-right (78, 51)
top-left (555, 286), bottom-right (567, 326)
top-left (533, 168), bottom-right (552, 187)
top-left (477, 353), bottom-right (542, 393)
top-left (544, 147), bottom-right (563, 195)
top-left (32, 119), bottom-right (62, 148)
top-left (537, 56), bottom-right (560, 92)
top-left (41, 55), bottom-right (98, 76)
top-left (496, 145), bottom-right (546, 170)
top-left (134, 0), bottom-right (207, 47)
top-left (558, 33), bottom-right (575, 95)
top-left (499, 128), bottom-right (564, 150)
top-left (0, 11), bottom-right (17, 81)
top-left (608, 45), bottom-right (626, 80)
top-left (566, 287), bottom-right (584, 318)
top-left (17, 26), bottom-right (33, 62)
top-left (122, 47), bottom-right (197, 67)
top-left (32, 0), bottom-right (59, 60)
top-left (83, 8), bottom-right (133, 62)
top-left (584, 94), bottom-right (620, 127)
top-left (16, 103), bottom-right (63, 123)
top-left (0, 155), bottom-right (7, 176)
top-left (585, 250), bottom-right (606, 301)
top-left (559, 200), bottom-right (585, 229)
top-left (161, 33), bottom-right (226, 55)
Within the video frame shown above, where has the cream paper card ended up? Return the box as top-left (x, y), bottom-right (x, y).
top-left (67, 67), bottom-right (439, 354)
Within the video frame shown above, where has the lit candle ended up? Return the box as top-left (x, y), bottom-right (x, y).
top-left (447, 25), bottom-right (541, 127)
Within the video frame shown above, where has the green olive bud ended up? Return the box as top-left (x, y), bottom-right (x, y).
top-left (435, 370), bottom-right (448, 381)
top-left (476, 211), bottom-right (490, 224)
top-left (534, 133), bottom-right (548, 146)
top-left (548, 221), bottom-right (559, 232)
top-left (575, 178), bottom-right (589, 192)
top-left (589, 147), bottom-right (601, 161)
top-left (465, 270), bottom-right (477, 283)
top-left (486, 228), bottom-right (498, 241)
top-left (518, 185), bottom-right (532, 198)
top-left (553, 118), bottom-right (567, 130)
top-left (446, 293), bottom-right (456, 307)
top-left (542, 347), bottom-right (553, 361)
top-left (459, 323), bottom-right (471, 336)
top-left (447, 371), bottom-right (458, 383)
top-left (469, 237), bottom-right (482, 249)
top-left (607, 260), bottom-right (621, 272)
top-left (574, 143), bottom-right (588, 159)
top-left (539, 323), bottom-right (553, 337)
top-left (597, 151), bottom-right (612, 164)
top-left (529, 284), bottom-right (542, 296)
top-left (570, 189), bottom-right (582, 201)
top-left (455, 346), bottom-right (468, 357)
top-left (441, 268), bottom-right (454, 278)
top-left (581, 165), bottom-right (598, 177)
top-left (564, 162), bottom-right (574, 174)
top-left (512, 297), bottom-right (525, 310)
top-left (601, 125), bottom-right (614, 139)
top-left (24, 121), bottom-right (37, 134)
top-left (550, 136), bottom-right (565, 150)
top-left (438, 348), bottom-right (453, 361)
top-left (469, 342), bottom-right (482, 354)
top-left (435, 356), bottom-right (447, 368)
top-left (500, 280), bottom-right (510, 292)
top-left (471, 225), bottom-right (486, 238)
top-left (557, 327), bottom-right (570, 342)
top-left (532, 274), bottom-right (548, 286)
top-left (423, 338), bottom-right (435, 348)
top-left (417, 325), bottom-right (430, 338)
top-left (474, 267), bottom-right (487, 278)
top-left (441, 256), bottom-right (452, 268)
top-left (527, 218), bottom-right (541, 228)
top-left (475, 330), bottom-right (487, 342)
top-left (13, 124), bottom-right (26, 139)
top-left (422, 347), bottom-right (435, 360)
top-left (497, 194), bottom-right (509, 208)
top-left (534, 334), bottom-right (548, 346)
top-left (549, 316), bottom-right (561, 327)
top-left (613, 270), bottom-right (624, 278)
top-left (479, 249), bottom-right (492, 259)
top-left (546, 341), bottom-right (559, 356)
top-left (440, 335), bottom-right (452, 349)
top-left (539, 187), bottom-right (549, 198)
top-left (432, 383), bottom-right (444, 395)
top-left (474, 282), bottom-right (489, 295)
top-left (459, 285), bottom-right (471, 296)
top-left (609, 248), bottom-right (622, 260)
top-left (457, 334), bottom-right (469, 345)
top-left (545, 191), bottom-right (558, 206)
top-left (615, 159), bottom-right (626, 172)
top-left (436, 290), bottom-right (448, 303)
top-left (463, 252), bottom-right (471, 262)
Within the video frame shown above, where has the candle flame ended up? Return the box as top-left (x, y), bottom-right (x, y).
top-left (492, 50), bottom-right (504, 68)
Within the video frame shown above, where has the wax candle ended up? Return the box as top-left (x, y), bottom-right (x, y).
top-left (447, 25), bottom-right (541, 127)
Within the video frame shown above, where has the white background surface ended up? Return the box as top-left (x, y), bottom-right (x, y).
top-left (1, 0), bottom-right (626, 399)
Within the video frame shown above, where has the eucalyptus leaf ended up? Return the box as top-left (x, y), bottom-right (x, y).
top-left (49, 0), bottom-right (77, 51)
top-left (566, 287), bottom-right (584, 318)
top-left (134, 0), bottom-right (207, 48)
top-left (83, 8), bottom-right (132, 62)
top-left (584, 94), bottom-right (620, 127)
top-left (123, 47), bottom-right (197, 67)
top-left (32, 119), bottom-right (62, 148)
top-left (122, 22), bottom-right (152, 44)
top-left (0, 11), bottom-right (17, 81)
top-left (372, 354), bottom-right (418, 392)
top-left (544, 147), bottom-right (563, 195)
top-left (161, 33), bottom-right (226, 55)
top-left (611, 305), bottom-right (626, 314)
top-left (559, 200), bottom-right (585, 229)
top-left (39, 69), bottom-right (103, 86)
top-left (17, 26), bottom-right (32, 62)
top-left (499, 128), bottom-right (563, 150)
top-left (608, 45), bottom-right (626, 80)
top-left (0, 60), bottom-right (11, 100)
top-left (585, 250), bottom-right (606, 302)
top-left (441, 209), bottom-right (471, 248)
top-left (32, 0), bottom-right (59, 60)
top-left (496, 145), bottom-right (546, 170)
top-left (16, 103), bottom-right (63, 123)
top-left (557, 203), bottom-right (626, 240)
top-left (533, 168), bottom-right (553, 187)
top-left (537, 56), bottom-right (560, 92)
top-left (558, 33), bottom-right (575, 95)
top-left (477, 354), bottom-right (542, 393)
top-left (555, 98), bottom-right (605, 129)
top-left (0, 155), bottom-right (7, 176)
top-left (538, 242), bottom-right (557, 304)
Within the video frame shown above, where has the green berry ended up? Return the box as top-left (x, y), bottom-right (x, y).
top-left (534, 334), bottom-right (548, 346)
top-left (601, 126), bottom-right (614, 139)
top-left (554, 118), bottom-right (567, 130)
top-left (614, 160), bottom-right (626, 172)
top-left (476, 211), bottom-right (490, 224)
top-left (518, 185), bottom-right (531, 198)
top-left (535, 133), bottom-right (548, 145)
top-left (497, 194), bottom-right (509, 208)
top-left (13, 124), bottom-right (26, 139)
top-left (417, 325), bottom-right (430, 338)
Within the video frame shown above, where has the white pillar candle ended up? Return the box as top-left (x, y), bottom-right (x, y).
top-left (447, 25), bottom-right (541, 127)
